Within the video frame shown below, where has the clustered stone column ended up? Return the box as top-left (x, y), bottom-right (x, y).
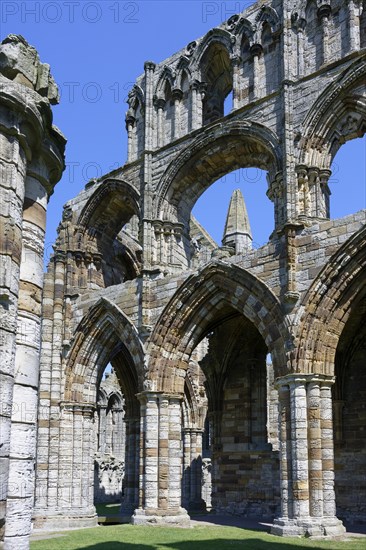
top-left (172, 89), bottom-right (183, 140)
top-left (272, 374), bottom-right (345, 538)
top-left (250, 44), bottom-right (263, 100)
top-left (48, 403), bottom-right (96, 527)
top-left (292, 15), bottom-right (306, 78)
top-left (133, 391), bottom-right (190, 526)
top-left (190, 81), bottom-right (205, 130)
top-left (126, 112), bottom-right (137, 162)
top-left (348, 0), bottom-right (361, 52)
top-left (295, 165), bottom-right (331, 220)
top-left (182, 428), bottom-right (205, 511)
top-left (267, 172), bottom-right (285, 229)
top-left (154, 97), bottom-right (166, 148)
top-left (152, 221), bottom-right (184, 269)
top-left (318, 4), bottom-right (331, 66)
top-left (0, 35), bottom-right (65, 550)
top-left (120, 417), bottom-right (140, 516)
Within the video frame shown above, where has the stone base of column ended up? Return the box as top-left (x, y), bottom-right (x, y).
top-left (132, 507), bottom-right (191, 527)
top-left (271, 516), bottom-right (346, 538)
top-left (32, 510), bottom-right (98, 531)
top-left (3, 534), bottom-right (30, 550)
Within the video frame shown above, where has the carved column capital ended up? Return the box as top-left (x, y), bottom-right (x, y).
top-left (250, 43), bottom-right (263, 58)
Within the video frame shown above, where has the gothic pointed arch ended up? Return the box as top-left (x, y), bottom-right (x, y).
top-left (190, 28), bottom-right (236, 74)
top-left (254, 5), bottom-right (281, 40)
top-left (128, 84), bottom-right (145, 111)
top-left (64, 297), bottom-right (145, 405)
top-left (299, 50), bottom-right (366, 168)
top-left (176, 57), bottom-right (191, 89)
top-left (155, 120), bottom-right (281, 221)
top-left (154, 65), bottom-right (176, 99)
top-left (75, 179), bottom-right (141, 284)
top-left (145, 261), bottom-right (291, 393)
top-left (189, 28), bottom-right (235, 124)
top-left (78, 178), bottom-right (140, 238)
top-left (294, 224), bottom-right (366, 376)
top-left (97, 386), bottom-right (108, 406)
top-left (234, 17), bottom-right (255, 43)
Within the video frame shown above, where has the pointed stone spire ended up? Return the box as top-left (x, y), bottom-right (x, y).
top-left (222, 189), bottom-right (252, 254)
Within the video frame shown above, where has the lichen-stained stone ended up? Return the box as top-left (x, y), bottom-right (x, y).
top-left (1, 0), bottom-right (366, 547)
top-left (0, 33), bottom-right (65, 550)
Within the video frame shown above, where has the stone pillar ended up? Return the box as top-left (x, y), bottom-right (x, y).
top-left (191, 82), bottom-right (206, 130)
top-left (158, 395), bottom-right (169, 510)
top-left (294, 19), bottom-right (306, 77)
top-left (348, 0), bottom-right (360, 51)
top-left (144, 61), bottom-right (156, 152)
top-left (307, 381), bottom-right (323, 518)
top-left (182, 428), bottom-right (205, 511)
top-left (172, 89), bottom-right (183, 140)
top-left (168, 396), bottom-right (182, 510)
top-left (250, 44), bottom-right (263, 101)
top-left (191, 430), bottom-right (204, 510)
top-left (318, 5), bottom-right (331, 66)
top-left (320, 381), bottom-right (336, 518)
top-left (296, 166), bottom-right (331, 220)
top-left (0, 35), bottom-right (65, 549)
top-left (277, 385), bottom-right (292, 519)
top-left (308, 167), bottom-right (331, 219)
top-left (37, 403), bottom-right (97, 531)
top-left (121, 417), bottom-right (139, 516)
top-left (133, 392), bottom-right (190, 526)
top-left (144, 392), bottom-right (159, 510)
top-left (153, 222), bottom-right (164, 265)
top-left (182, 429), bottom-right (191, 509)
top-left (98, 405), bottom-right (107, 453)
top-left (289, 379), bottom-right (309, 519)
top-left (272, 374), bottom-right (345, 538)
top-left (164, 224), bottom-right (173, 266)
top-left (318, 170), bottom-right (331, 219)
top-left (295, 165), bottom-right (310, 218)
top-left (154, 98), bottom-right (166, 148)
top-left (0, 125), bottom-right (27, 544)
top-left (230, 55), bottom-right (241, 110)
top-left (4, 172), bottom-right (48, 549)
top-left (190, 82), bottom-right (199, 131)
top-left (126, 113), bottom-right (136, 162)
top-left (267, 172), bottom-right (285, 229)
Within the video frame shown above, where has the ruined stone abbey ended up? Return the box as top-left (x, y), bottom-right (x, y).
top-left (1, 0), bottom-right (366, 548)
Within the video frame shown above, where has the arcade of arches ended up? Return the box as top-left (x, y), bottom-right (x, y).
top-left (0, 1), bottom-right (366, 549)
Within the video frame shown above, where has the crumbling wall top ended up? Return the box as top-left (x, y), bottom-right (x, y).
top-left (0, 34), bottom-right (59, 104)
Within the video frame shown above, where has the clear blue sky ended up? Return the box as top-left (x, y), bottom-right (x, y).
top-left (2, 0), bottom-right (365, 260)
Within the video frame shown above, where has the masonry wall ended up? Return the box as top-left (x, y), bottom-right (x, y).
top-left (0, 0), bottom-right (361, 544)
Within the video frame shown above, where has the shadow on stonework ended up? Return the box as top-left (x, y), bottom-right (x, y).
top-left (77, 539), bottom-right (337, 550)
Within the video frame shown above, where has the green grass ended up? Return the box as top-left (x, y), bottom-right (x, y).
top-left (30, 524), bottom-right (366, 550)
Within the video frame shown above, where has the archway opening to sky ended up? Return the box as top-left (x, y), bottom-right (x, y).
top-left (192, 167), bottom-right (273, 249)
top-left (329, 135), bottom-right (366, 220)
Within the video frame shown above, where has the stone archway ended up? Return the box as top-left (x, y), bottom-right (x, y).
top-left (146, 260), bottom-right (290, 393)
top-left (131, 261), bottom-right (289, 525)
top-left (156, 120), bottom-right (281, 222)
top-left (292, 226), bottom-right (366, 528)
top-left (295, 225), bottom-right (366, 376)
top-left (34, 298), bottom-right (144, 529)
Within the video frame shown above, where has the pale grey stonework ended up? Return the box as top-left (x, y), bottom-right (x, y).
top-left (1, 1), bottom-right (366, 548)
